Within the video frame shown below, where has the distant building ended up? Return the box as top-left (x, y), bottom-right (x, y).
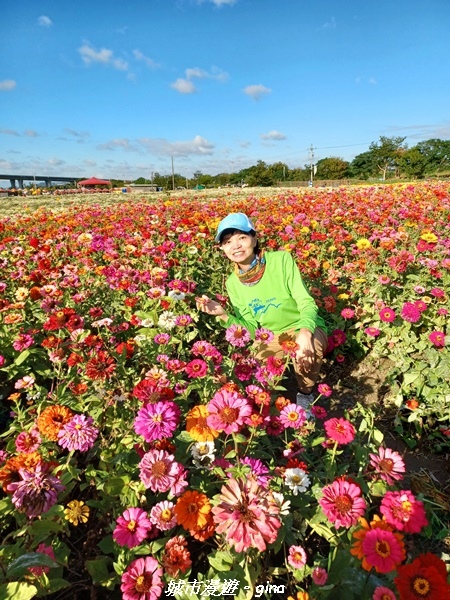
top-left (128, 184), bottom-right (159, 193)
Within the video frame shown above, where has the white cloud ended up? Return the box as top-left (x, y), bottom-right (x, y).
top-left (171, 78), bottom-right (196, 94)
top-left (63, 128), bottom-right (90, 140)
top-left (368, 77), bottom-right (377, 85)
top-left (0, 128), bottom-right (20, 136)
top-left (38, 15), bottom-right (52, 27)
top-left (202, 0), bottom-right (237, 6)
top-left (138, 135), bottom-right (215, 157)
top-left (97, 138), bottom-right (140, 152)
top-left (261, 130), bottom-right (286, 141)
top-left (171, 66), bottom-right (228, 94)
top-left (48, 157), bottom-right (66, 166)
top-left (78, 43), bottom-right (128, 71)
top-left (318, 16), bottom-right (336, 30)
top-left (24, 130), bottom-right (39, 138)
top-left (0, 79), bottom-right (16, 91)
top-left (243, 84), bottom-right (271, 100)
top-left (133, 49), bottom-right (160, 69)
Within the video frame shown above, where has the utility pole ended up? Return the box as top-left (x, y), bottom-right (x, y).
top-left (171, 156), bottom-right (175, 190)
top-left (309, 144), bottom-right (315, 187)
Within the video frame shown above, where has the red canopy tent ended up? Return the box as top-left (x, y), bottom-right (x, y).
top-left (77, 177), bottom-right (112, 188)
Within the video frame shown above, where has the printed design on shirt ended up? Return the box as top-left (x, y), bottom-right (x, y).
top-left (249, 297), bottom-right (281, 316)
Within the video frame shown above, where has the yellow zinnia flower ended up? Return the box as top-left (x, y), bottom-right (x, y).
top-left (356, 238), bottom-right (371, 250)
top-left (64, 500), bottom-right (90, 525)
top-left (420, 231), bottom-right (438, 242)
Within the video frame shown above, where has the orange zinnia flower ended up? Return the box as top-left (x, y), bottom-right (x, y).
top-left (37, 405), bottom-right (74, 441)
top-left (0, 451), bottom-right (42, 492)
top-left (190, 511), bottom-right (215, 541)
top-left (186, 405), bottom-right (219, 442)
top-left (174, 490), bottom-right (212, 532)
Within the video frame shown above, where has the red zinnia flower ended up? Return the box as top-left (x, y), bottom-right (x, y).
top-left (394, 552), bottom-right (450, 600)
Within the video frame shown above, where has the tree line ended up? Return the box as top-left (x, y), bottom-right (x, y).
top-left (130, 137), bottom-right (450, 189)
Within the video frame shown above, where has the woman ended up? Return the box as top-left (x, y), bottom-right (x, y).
top-left (196, 212), bottom-right (328, 406)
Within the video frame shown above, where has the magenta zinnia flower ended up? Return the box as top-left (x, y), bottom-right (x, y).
top-left (15, 428), bottom-right (41, 453)
top-left (206, 388), bottom-right (252, 434)
top-left (429, 330), bottom-right (446, 348)
top-left (379, 307), bottom-right (396, 323)
top-left (212, 477), bottom-right (281, 553)
top-left (57, 414), bottom-right (99, 452)
top-left (319, 479), bottom-right (366, 528)
top-left (113, 507), bottom-right (153, 548)
top-left (369, 447), bottom-right (405, 485)
top-left (362, 528), bottom-right (406, 574)
top-left (7, 463), bottom-right (65, 519)
top-left (134, 401), bottom-right (180, 443)
top-left (279, 403), bottom-right (307, 429)
top-left (317, 382), bottom-right (332, 397)
top-left (138, 449), bottom-right (179, 493)
top-left (324, 417), bottom-right (356, 444)
top-left (184, 358), bottom-right (208, 378)
top-left (401, 301), bottom-right (421, 323)
top-left (380, 490), bottom-right (428, 533)
top-left (225, 324), bottom-right (251, 347)
top-left (120, 556), bottom-right (164, 600)
top-left (255, 327), bottom-right (274, 343)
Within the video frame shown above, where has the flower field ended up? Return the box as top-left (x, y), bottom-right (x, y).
top-left (0, 182), bottom-right (449, 600)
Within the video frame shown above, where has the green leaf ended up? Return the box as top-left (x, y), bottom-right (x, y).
top-left (14, 350), bottom-right (31, 366)
top-left (208, 550), bottom-right (234, 572)
top-left (45, 578), bottom-right (71, 594)
top-left (85, 556), bottom-right (113, 585)
top-left (104, 477), bottom-right (128, 495)
top-left (6, 553), bottom-right (58, 579)
top-left (0, 582), bottom-right (38, 600)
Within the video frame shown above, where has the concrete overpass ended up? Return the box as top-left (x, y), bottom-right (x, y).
top-left (0, 174), bottom-right (80, 189)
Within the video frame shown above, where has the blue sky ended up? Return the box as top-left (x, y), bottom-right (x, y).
top-left (1, 0), bottom-right (449, 184)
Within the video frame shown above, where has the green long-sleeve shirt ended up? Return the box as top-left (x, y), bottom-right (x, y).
top-left (220, 250), bottom-right (327, 337)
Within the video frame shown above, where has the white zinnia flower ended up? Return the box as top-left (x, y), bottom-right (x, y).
top-left (191, 441), bottom-right (216, 468)
top-left (158, 311), bottom-right (177, 330)
top-left (284, 468), bottom-right (311, 495)
top-left (168, 290), bottom-right (185, 301)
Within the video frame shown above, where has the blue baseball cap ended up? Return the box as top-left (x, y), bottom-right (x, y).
top-left (215, 213), bottom-right (256, 243)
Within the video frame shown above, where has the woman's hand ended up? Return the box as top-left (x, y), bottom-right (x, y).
top-left (294, 328), bottom-right (315, 371)
top-left (196, 295), bottom-right (228, 321)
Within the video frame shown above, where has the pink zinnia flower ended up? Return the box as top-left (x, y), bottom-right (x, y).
top-left (341, 308), bottom-right (355, 319)
top-left (317, 382), bottom-right (332, 397)
top-left (288, 545), bottom-right (307, 569)
top-left (153, 333), bottom-right (170, 344)
top-left (279, 403), bottom-right (307, 429)
top-left (430, 287), bottom-right (445, 297)
top-left (211, 477), bottom-right (281, 553)
top-left (362, 528), bottom-right (406, 574)
top-left (379, 307), bottom-right (396, 323)
top-left (319, 479), bottom-right (366, 528)
top-left (175, 314), bottom-right (193, 326)
top-left (401, 302), bottom-right (421, 323)
top-left (255, 327), bottom-right (274, 342)
top-left (13, 333), bottom-right (34, 351)
top-left (206, 388), bottom-right (252, 434)
top-left (372, 586), bottom-right (396, 600)
top-left (311, 405), bottom-right (328, 420)
top-left (134, 401), bottom-right (180, 443)
top-left (57, 414), bottom-right (99, 452)
top-left (265, 355), bottom-right (286, 377)
top-left (225, 324), bottom-right (251, 347)
top-left (120, 556), bottom-right (164, 600)
top-left (15, 428), bottom-right (41, 453)
top-left (380, 490), bottom-right (428, 533)
top-left (184, 358), bottom-right (208, 378)
top-left (369, 447), bottom-right (405, 485)
top-left (312, 566), bottom-right (328, 585)
top-left (429, 330), bottom-right (446, 347)
top-left (365, 327), bottom-right (381, 337)
top-left (138, 449), bottom-right (179, 493)
top-left (378, 275), bottom-right (391, 284)
top-left (324, 417), bottom-right (356, 444)
top-left (113, 507), bottom-right (153, 548)
top-left (150, 501), bottom-right (177, 531)
top-left (241, 457), bottom-right (271, 487)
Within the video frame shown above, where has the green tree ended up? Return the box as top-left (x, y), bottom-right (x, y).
top-left (349, 151), bottom-right (375, 179)
top-left (369, 136), bottom-right (407, 180)
top-left (315, 157), bottom-right (349, 180)
top-left (415, 138), bottom-right (450, 176)
top-left (398, 148), bottom-right (427, 179)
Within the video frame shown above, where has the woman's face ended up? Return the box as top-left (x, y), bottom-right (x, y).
top-left (220, 231), bottom-right (257, 270)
